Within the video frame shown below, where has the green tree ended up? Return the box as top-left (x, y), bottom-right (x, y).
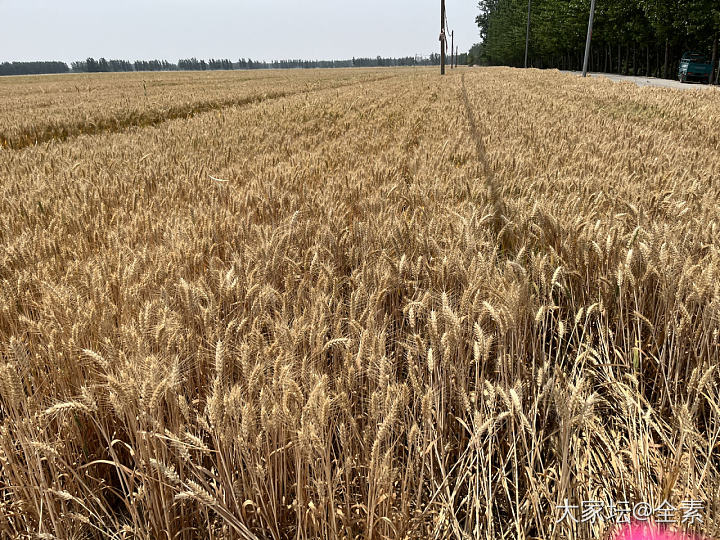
top-left (477, 0), bottom-right (720, 79)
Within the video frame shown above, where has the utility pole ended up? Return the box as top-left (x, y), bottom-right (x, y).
top-left (456, 46), bottom-right (459, 68)
top-left (524, 0), bottom-right (531, 68)
top-left (451, 31), bottom-right (454, 69)
top-left (582, 0), bottom-right (596, 77)
top-left (440, 0), bottom-right (446, 75)
top-left (711, 34), bottom-right (718, 85)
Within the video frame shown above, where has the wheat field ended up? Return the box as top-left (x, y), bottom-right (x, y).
top-left (1, 67), bottom-right (719, 540)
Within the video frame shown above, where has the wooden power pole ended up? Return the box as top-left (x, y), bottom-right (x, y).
top-left (524, 0), bottom-right (531, 68)
top-left (582, 0), bottom-right (596, 77)
top-left (451, 31), bottom-right (454, 69)
top-left (711, 34), bottom-right (718, 85)
top-left (440, 0), bottom-right (446, 75)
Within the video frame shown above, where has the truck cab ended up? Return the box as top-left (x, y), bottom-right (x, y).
top-left (678, 52), bottom-right (713, 83)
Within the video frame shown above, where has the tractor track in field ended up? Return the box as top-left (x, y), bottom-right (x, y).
top-left (0, 75), bottom-right (397, 151)
top-left (460, 73), bottom-right (507, 229)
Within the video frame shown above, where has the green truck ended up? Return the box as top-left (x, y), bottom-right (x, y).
top-left (678, 52), bottom-right (713, 83)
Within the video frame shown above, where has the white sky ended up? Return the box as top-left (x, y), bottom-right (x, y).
top-left (0, 0), bottom-right (480, 63)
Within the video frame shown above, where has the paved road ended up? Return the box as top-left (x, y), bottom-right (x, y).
top-left (568, 71), bottom-right (717, 91)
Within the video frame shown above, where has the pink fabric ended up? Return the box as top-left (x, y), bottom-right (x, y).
top-left (613, 524), bottom-right (702, 540)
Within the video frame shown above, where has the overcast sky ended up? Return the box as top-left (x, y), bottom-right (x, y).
top-left (1, 0), bottom-right (480, 63)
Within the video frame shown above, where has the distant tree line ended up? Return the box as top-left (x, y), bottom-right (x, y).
top-left (68, 57), bottom-right (234, 72)
top-left (178, 58), bottom-right (234, 70)
top-left (177, 58), bottom-right (205, 71)
top-left (209, 59), bottom-right (234, 70)
top-left (476, 0), bottom-right (720, 80)
top-left (1, 54), bottom-right (468, 76)
top-left (71, 58), bottom-right (134, 72)
top-left (0, 61), bottom-right (69, 76)
top-left (239, 54), bottom-right (468, 69)
top-left (238, 55), bottom-right (452, 69)
top-left (71, 58), bottom-right (174, 72)
top-left (134, 60), bottom-right (176, 72)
